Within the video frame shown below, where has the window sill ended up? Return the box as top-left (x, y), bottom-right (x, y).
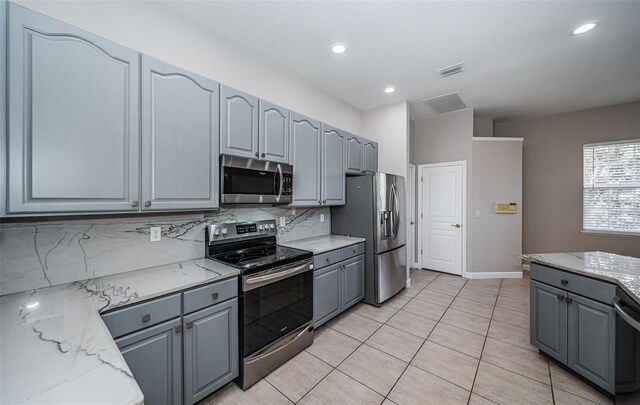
top-left (581, 230), bottom-right (640, 237)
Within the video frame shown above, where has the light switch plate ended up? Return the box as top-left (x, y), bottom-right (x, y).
top-left (320, 214), bottom-right (325, 222)
top-left (474, 210), bottom-right (481, 219)
top-left (150, 227), bottom-right (161, 242)
top-left (279, 217), bottom-right (286, 227)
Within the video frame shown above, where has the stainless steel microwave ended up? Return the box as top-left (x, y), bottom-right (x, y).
top-left (220, 155), bottom-right (293, 204)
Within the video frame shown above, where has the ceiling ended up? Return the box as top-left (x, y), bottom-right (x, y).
top-left (164, 1), bottom-right (640, 122)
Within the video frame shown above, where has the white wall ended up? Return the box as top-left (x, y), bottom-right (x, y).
top-left (470, 139), bottom-right (523, 275)
top-left (473, 116), bottom-right (494, 137)
top-left (362, 101), bottom-right (410, 178)
top-left (14, 0), bottom-right (363, 135)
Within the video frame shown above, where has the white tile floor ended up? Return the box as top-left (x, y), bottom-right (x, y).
top-left (203, 269), bottom-right (640, 405)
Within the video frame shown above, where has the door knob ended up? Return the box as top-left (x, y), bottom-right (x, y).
top-left (451, 224), bottom-right (461, 228)
top-left (255, 152), bottom-right (259, 157)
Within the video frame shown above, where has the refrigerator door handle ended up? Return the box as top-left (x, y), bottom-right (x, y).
top-left (391, 183), bottom-right (400, 239)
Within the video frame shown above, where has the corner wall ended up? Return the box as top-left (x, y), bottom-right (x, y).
top-left (362, 101), bottom-right (410, 178)
top-left (495, 101), bottom-right (640, 257)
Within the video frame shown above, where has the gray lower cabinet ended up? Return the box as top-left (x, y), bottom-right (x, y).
top-left (259, 100), bottom-right (290, 163)
top-left (321, 125), bottom-right (346, 205)
top-left (184, 298), bottom-right (239, 405)
top-left (7, 4), bottom-right (140, 213)
top-left (290, 113), bottom-right (322, 206)
top-left (313, 245), bottom-right (365, 327)
top-left (346, 133), bottom-right (364, 174)
top-left (363, 139), bottom-right (378, 172)
top-left (141, 55), bottom-right (219, 211)
top-left (531, 265), bottom-right (616, 393)
top-left (115, 318), bottom-right (183, 405)
top-left (220, 85), bottom-right (259, 159)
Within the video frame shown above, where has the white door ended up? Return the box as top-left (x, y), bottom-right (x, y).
top-left (420, 163), bottom-right (464, 275)
top-left (407, 164), bottom-right (416, 268)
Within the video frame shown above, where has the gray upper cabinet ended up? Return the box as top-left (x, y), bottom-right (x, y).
top-left (290, 113), bottom-right (322, 206)
top-left (363, 139), bottom-right (379, 173)
top-left (346, 134), bottom-right (364, 174)
top-left (531, 280), bottom-right (568, 363)
top-left (259, 100), bottom-right (290, 163)
top-left (220, 85), bottom-right (259, 159)
top-left (321, 124), bottom-right (346, 205)
top-left (7, 4), bottom-right (140, 213)
top-left (115, 318), bottom-right (183, 405)
top-left (141, 55), bottom-right (219, 211)
top-left (183, 298), bottom-right (239, 405)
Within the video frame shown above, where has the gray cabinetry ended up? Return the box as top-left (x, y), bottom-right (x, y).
top-left (259, 100), bottom-right (290, 163)
top-left (531, 280), bottom-right (567, 363)
top-left (321, 125), bottom-right (346, 205)
top-left (115, 318), bottom-right (183, 405)
top-left (567, 293), bottom-right (615, 393)
top-left (290, 113), bottom-right (322, 206)
top-left (7, 4), bottom-right (140, 213)
top-left (313, 264), bottom-right (342, 327)
top-left (312, 243), bottom-right (365, 327)
top-left (346, 134), bottom-right (364, 174)
top-left (220, 85), bottom-right (259, 159)
top-left (183, 298), bottom-right (239, 405)
top-left (363, 139), bottom-right (379, 172)
top-left (342, 255), bottom-right (365, 310)
top-left (141, 55), bottom-right (219, 211)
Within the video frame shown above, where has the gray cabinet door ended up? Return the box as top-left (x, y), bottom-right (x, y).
top-left (531, 280), bottom-right (568, 363)
top-left (290, 113), bottom-right (321, 206)
top-left (567, 293), bottom-right (616, 393)
top-left (259, 100), bottom-right (290, 163)
top-left (115, 318), bottom-right (183, 405)
top-left (220, 85), bottom-right (259, 159)
top-left (363, 139), bottom-right (379, 173)
top-left (342, 255), bottom-right (365, 310)
top-left (321, 124), bottom-right (346, 206)
top-left (346, 133), bottom-right (364, 174)
top-left (314, 263), bottom-right (342, 327)
top-left (141, 55), bottom-right (219, 211)
top-left (8, 4), bottom-right (140, 213)
top-left (184, 298), bottom-right (239, 405)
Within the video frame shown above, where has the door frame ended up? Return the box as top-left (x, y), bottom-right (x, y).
top-left (407, 164), bottom-right (417, 269)
top-left (417, 160), bottom-right (467, 277)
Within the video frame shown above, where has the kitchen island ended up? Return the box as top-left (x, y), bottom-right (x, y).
top-left (523, 251), bottom-right (640, 395)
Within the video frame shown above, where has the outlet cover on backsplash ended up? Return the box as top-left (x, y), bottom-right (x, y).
top-left (0, 206), bottom-right (331, 296)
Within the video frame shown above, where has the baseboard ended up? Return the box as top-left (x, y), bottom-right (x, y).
top-left (466, 271), bottom-right (522, 279)
top-left (522, 264), bottom-right (530, 271)
top-left (406, 278), bottom-right (412, 288)
top-left (412, 262), bottom-right (419, 269)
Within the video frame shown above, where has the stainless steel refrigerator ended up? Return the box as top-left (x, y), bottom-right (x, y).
top-left (332, 172), bottom-right (406, 306)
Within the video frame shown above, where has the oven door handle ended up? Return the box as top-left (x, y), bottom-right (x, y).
top-left (244, 261), bottom-right (313, 290)
top-left (613, 296), bottom-right (640, 332)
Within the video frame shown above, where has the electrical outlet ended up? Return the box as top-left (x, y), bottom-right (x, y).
top-left (474, 210), bottom-right (481, 219)
top-left (279, 217), bottom-right (286, 227)
top-left (150, 226), bottom-right (162, 242)
top-left (320, 214), bottom-right (325, 223)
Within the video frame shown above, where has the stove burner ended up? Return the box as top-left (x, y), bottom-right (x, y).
top-left (245, 249), bottom-right (266, 256)
top-left (224, 253), bottom-right (244, 261)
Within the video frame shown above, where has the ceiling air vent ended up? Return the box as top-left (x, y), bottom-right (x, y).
top-left (437, 62), bottom-right (465, 78)
top-left (422, 92), bottom-right (467, 114)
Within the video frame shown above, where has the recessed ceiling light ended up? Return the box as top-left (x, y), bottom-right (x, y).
top-left (384, 87), bottom-right (395, 94)
top-left (331, 43), bottom-right (347, 54)
top-left (572, 22), bottom-right (598, 35)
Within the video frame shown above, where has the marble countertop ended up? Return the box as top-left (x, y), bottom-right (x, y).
top-left (280, 234), bottom-right (366, 255)
top-left (522, 251), bottom-right (640, 305)
top-left (0, 258), bottom-right (239, 405)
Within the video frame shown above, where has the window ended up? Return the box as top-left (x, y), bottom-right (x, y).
top-left (583, 140), bottom-right (640, 235)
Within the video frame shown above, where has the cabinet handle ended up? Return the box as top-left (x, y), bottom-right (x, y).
top-left (175, 325), bottom-right (183, 333)
top-left (261, 153), bottom-right (266, 157)
top-left (557, 295), bottom-right (565, 302)
top-left (186, 321), bottom-right (194, 329)
top-left (255, 152), bottom-right (259, 157)
top-left (212, 292), bottom-right (219, 300)
top-left (565, 297), bottom-right (573, 304)
top-left (142, 314), bottom-right (151, 322)
top-left (144, 201), bottom-right (151, 207)
top-left (131, 200), bottom-right (139, 207)
top-left (326, 258), bottom-right (330, 262)
top-left (561, 279), bottom-right (568, 285)
top-left (353, 249), bottom-right (356, 253)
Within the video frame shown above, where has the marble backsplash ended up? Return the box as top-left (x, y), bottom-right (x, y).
top-left (0, 206), bottom-right (330, 296)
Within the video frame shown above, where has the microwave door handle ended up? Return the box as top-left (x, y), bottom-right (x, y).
top-left (275, 163), bottom-right (283, 202)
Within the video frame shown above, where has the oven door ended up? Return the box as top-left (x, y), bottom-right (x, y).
top-left (241, 260), bottom-right (313, 358)
top-left (220, 155), bottom-right (292, 204)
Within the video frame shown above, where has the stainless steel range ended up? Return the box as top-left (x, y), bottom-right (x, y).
top-left (206, 220), bottom-right (314, 390)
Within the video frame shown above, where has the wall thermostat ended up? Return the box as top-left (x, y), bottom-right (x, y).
top-left (495, 202), bottom-right (517, 214)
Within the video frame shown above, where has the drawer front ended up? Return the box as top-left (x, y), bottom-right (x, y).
top-left (183, 277), bottom-right (238, 314)
top-left (341, 243), bottom-right (365, 261)
top-left (102, 293), bottom-right (181, 338)
top-left (314, 249), bottom-right (343, 270)
top-left (531, 264), bottom-right (616, 305)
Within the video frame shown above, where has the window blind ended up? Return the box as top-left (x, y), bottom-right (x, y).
top-left (583, 140), bottom-right (640, 234)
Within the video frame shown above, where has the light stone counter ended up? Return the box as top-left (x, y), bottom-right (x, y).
top-left (280, 234), bottom-right (366, 255)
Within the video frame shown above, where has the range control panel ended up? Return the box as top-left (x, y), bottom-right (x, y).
top-left (207, 219), bottom-right (277, 243)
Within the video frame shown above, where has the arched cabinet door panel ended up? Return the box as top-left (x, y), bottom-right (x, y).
top-left (346, 133), bottom-right (364, 174)
top-left (321, 124), bottom-right (346, 206)
top-left (289, 113), bottom-right (322, 206)
top-left (220, 85), bottom-right (259, 159)
top-left (141, 55), bottom-right (219, 211)
top-left (8, 4), bottom-right (140, 213)
top-left (363, 139), bottom-right (379, 173)
top-left (259, 100), bottom-right (290, 164)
